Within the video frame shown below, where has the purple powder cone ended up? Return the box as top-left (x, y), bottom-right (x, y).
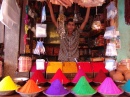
top-left (44, 79), bottom-right (70, 96)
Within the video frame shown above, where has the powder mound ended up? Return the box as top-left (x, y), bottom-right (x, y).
top-left (30, 70), bottom-right (46, 83)
top-left (50, 68), bottom-right (70, 84)
top-left (72, 68), bottom-right (92, 83)
top-left (44, 79), bottom-right (69, 96)
top-left (122, 80), bottom-right (130, 92)
top-left (97, 77), bottom-right (123, 95)
top-left (18, 79), bottom-right (42, 93)
top-left (0, 76), bottom-right (18, 91)
top-left (93, 70), bottom-right (107, 83)
top-left (72, 76), bottom-right (96, 95)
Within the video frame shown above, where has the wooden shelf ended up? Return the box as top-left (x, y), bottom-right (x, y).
top-left (90, 45), bottom-right (105, 49)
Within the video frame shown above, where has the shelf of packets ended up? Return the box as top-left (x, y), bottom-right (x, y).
top-left (45, 44), bottom-right (60, 56)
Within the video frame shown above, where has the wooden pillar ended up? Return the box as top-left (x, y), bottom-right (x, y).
top-left (0, 23), bottom-right (4, 43)
top-left (4, 25), bottom-right (20, 77)
top-left (20, 0), bottom-right (28, 54)
top-left (3, 0), bottom-right (22, 78)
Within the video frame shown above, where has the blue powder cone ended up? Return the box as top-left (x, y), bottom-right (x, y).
top-left (122, 80), bottom-right (130, 92)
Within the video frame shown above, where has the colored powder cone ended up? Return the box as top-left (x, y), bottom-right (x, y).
top-left (122, 80), bottom-right (130, 92)
top-left (93, 70), bottom-right (107, 83)
top-left (18, 79), bottom-right (42, 93)
top-left (50, 68), bottom-right (70, 84)
top-left (97, 77), bottom-right (123, 95)
top-left (72, 68), bottom-right (92, 83)
top-left (0, 76), bottom-right (18, 91)
top-left (30, 70), bottom-right (46, 83)
top-left (44, 79), bottom-right (70, 96)
top-left (72, 76), bottom-right (96, 95)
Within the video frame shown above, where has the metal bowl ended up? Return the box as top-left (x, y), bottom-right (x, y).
top-left (13, 77), bottom-right (29, 86)
top-left (16, 88), bottom-right (43, 97)
top-left (0, 90), bottom-right (15, 96)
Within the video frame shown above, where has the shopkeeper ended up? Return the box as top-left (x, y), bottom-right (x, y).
top-left (47, 1), bottom-right (90, 62)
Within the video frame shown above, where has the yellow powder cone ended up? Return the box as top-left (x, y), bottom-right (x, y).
top-left (0, 76), bottom-right (19, 91)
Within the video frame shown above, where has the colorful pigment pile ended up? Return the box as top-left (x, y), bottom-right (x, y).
top-left (93, 70), bottom-right (106, 83)
top-left (72, 76), bottom-right (96, 95)
top-left (30, 70), bottom-right (46, 83)
top-left (97, 77), bottom-right (123, 95)
top-left (0, 76), bottom-right (18, 91)
top-left (72, 68), bottom-right (92, 83)
top-left (50, 68), bottom-right (70, 84)
top-left (44, 79), bottom-right (69, 96)
top-left (122, 80), bottom-right (130, 92)
top-left (18, 79), bottom-right (42, 93)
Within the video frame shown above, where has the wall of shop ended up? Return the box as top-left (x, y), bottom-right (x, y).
top-left (117, 0), bottom-right (130, 61)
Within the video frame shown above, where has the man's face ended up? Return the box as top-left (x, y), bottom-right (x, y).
top-left (66, 21), bottom-right (76, 34)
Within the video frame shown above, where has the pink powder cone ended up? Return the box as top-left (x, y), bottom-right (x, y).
top-left (72, 68), bottom-right (92, 83)
top-left (97, 77), bottom-right (123, 95)
top-left (93, 70), bottom-right (107, 83)
top-left (30, 70), bottom-right (46, 83)
top-left (50, 69), bottom-right (70, 84)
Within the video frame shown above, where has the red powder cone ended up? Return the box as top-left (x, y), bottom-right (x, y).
top-left (93, 70), bottom-right (107, 83)
top-left (72, 68), bottom-right (92, 83)
top-left (50, 69), bottom-right (70, 84)
top-left (30, 70), bottom-right (46, 83)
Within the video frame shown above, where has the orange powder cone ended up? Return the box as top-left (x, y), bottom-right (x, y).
top-left (18, 79), bottom-right (42, 93)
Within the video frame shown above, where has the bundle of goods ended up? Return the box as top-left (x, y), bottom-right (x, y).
top-left (74, 0), bottom-right (105, 7)
top-left (109, 59), bottom-right (130, 82)
top-left (50, 0), bottom-right (73, 8)
top-left (18, 56), bottom-right (32, 72)
top-left (110, 70), bottom-right (125, 82)
top-left (50, 0), bottom-right (105, 8)
top-left (95, 35), bottom-right (105, 46)
top-left (71, 76), bottom-right (97, 96)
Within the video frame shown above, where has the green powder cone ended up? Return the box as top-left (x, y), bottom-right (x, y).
top-left (72, 76), bottom-right (96, 95)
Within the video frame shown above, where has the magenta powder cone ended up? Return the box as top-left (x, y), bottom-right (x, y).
top-left (30, 70), bottom-right (46, 83)
top-left (44, 79), bottom-right (70, 96)
top-left (93, 70), bottom-right (107, 83)
top-left (72, 68), bottom-right (92, 83)
top-left (50, 69), bottom-right (70, 84)
top-left (97, 77), bottom-right (123, 95)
